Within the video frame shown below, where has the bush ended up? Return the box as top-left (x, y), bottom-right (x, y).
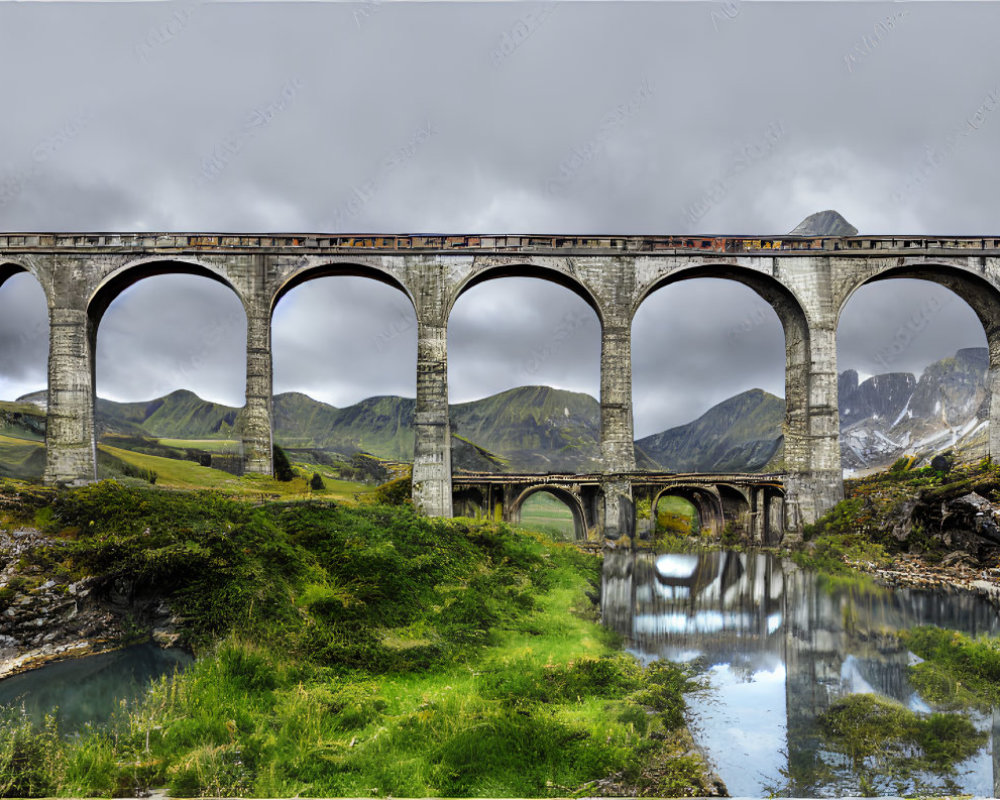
top-left (369, 475), bottom-right (412, 506)
top-left (309, 472), bottom-right (325, 491)
top-left (272, 445), bottom-right (294, 482)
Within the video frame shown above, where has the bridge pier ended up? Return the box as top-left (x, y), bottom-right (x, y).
top-left (43, 302), bottom-right (97, 486)
top-left (411, 282), bottom-right (453, 517)
top-left (783, 319), bottom-right (843, 529)
top-left (600, 310), bottom-right (636, 538)
top-left (240, 297), bottom-right (274, 475)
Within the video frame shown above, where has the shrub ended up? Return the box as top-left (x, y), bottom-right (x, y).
top-left (273, 445), bottom-right (294, 482)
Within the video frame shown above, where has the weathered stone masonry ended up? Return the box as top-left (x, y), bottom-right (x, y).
top-left (4, 232), bottom-right (1000, 534)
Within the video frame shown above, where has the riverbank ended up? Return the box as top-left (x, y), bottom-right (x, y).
top-left (789, 457), bottom-right (1000, 607)
top-left (0, 481), bottom-right (718, 798)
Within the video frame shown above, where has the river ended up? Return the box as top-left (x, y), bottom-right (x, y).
top-left (602, 549), bottom-right (1000, 797)
top-left (0, 643), bottom-right (191, 732)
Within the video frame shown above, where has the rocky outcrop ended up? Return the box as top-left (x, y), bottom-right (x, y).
top-left (0, 527), bottom-right (183, 679)
top-left (840, 372), bottom-right (916, 427)
top-left (889, 480), bottom-right (1000, 566)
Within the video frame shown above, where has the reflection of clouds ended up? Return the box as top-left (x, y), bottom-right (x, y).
top-left (685, 663), bottom-right (787, 797)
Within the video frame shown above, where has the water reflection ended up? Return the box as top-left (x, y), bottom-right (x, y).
top-left (0, 644), bottom-right (191, 732)
top-left (602, 550), bottom-right (1000, 797)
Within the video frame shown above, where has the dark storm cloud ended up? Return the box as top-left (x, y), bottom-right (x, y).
top-left (0, 274), bottom-right (48, 400)
top-left (0, 1), bottom-right (997, 434)
top-left (449, 278), bottom-right (601, 403)
top-left (95, 275), bottom-right (247, 405)
top-left (633, 280), bottom-right (785, 438)
top-left (272, 276), bottom-right (417, 407)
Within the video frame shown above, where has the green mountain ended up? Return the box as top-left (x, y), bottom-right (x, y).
top-left (274, 393), bottom-right (416, 461)
top-left (635, 389), bottom-right (785, 472)
top-left (96, 390), bottom-right (240, 438)
top-left (17, 385), bottom-right (783, 474)
top-left (450, 386), bottom-right (602, 472)
top-left (88, 386), bottom-right (603, 472)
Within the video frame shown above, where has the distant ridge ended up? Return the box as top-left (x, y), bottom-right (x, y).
top-left (636, 388), bottom-right (784, 473)
top-left (14, 346), bottom-right (988, 473)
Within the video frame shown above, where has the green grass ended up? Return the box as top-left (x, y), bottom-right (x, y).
top-left (99, 445), bottom-right (375, 503)
top-left (655, 495), bottom-right (697, 536)
top-left (902, 626), bottom-right (1000, 709)
top-left (519, 492), bottom-right (576, 539)
top-left (0, 484), bottom-right (713, 797)
top-left (806, 693), bottom-right (988, 796)
top-left (0, 435), bottom-right (45, 481)
top-left (155, 438), bottom-right (243, 453)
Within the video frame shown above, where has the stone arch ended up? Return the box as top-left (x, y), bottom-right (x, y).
top-left (0, 263), bottom-right (49, 481)
top-left (652, 485), bottom-right (724, 536)
top-left (446, 264), bottom-right (604, 477)
top-left (718, 483), bottom-right (751, 524)
top-left (87, 257), bottom-right (245, 334)
top-left (510, 485), bottom-right (587, 540)
top-left (836, 263), bottom-right (1000, 461)
top-left (448, 262), bottom-right (604, 326)
top-left (270, 261), bottom-right (416, 318)
top-left (1, 260), bottom-right (39, 292)
top-left (632, 263), bottom-right (812, 483)
top-left (0, 265), bottom-right (50, 391)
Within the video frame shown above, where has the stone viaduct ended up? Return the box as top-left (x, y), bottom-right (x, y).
top-left (2, 231), bottom-right (1000, 537)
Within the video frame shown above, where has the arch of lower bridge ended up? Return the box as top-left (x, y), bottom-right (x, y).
top-left (649, 485), bottom-right (725, 536)
top-left (508, 485), bottom-right (588, 540)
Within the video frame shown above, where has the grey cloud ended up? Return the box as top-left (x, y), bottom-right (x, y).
top-left (95, 275), bottom-right (247, 405)
top-left (0, 275), bottom-right (48, 400)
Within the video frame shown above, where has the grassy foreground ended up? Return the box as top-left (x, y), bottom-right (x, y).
top-left (0, 483), bottom-right (712, 798)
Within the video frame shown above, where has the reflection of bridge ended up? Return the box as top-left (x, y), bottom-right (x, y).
top-left (603, 550), bottom-right (1000, 796)
top-left (5, 231), bottom-right (1000, 533)
top-left (453, 471), bottom-right (785, 542)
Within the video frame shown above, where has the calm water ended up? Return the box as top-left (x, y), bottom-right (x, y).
top-left (0, 644), bottom-right (191, 732)
top-left (602, 550), bottom-right (1000, 797)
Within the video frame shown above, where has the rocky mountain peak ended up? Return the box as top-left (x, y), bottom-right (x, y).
top-left (788, 210), bottom-right (858, 237)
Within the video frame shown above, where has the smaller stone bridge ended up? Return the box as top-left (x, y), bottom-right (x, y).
top-left (452, 472), bottom-right (786, 544)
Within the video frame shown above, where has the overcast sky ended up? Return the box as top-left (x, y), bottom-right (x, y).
top-left (0, 1), bottom-right (995, 437)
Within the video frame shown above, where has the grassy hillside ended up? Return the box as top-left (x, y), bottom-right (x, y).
top-left (0, 484), bottom-right (713, 797)
top-left (95, 386), bottom-right (603, 472)
top-left (451, 386), bottom-right (602, 472)
top-left (0, 400), bottom-right (45, 443)
top-left (99, 444), bottom-right (376, 503)
top-left (274, 392), bottom-right (416, 459)
top-left (0, 435), bottom-right (45, 480)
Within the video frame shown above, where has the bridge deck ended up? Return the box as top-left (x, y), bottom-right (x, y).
top-left (3, 232), bottom-right (1000, 256)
